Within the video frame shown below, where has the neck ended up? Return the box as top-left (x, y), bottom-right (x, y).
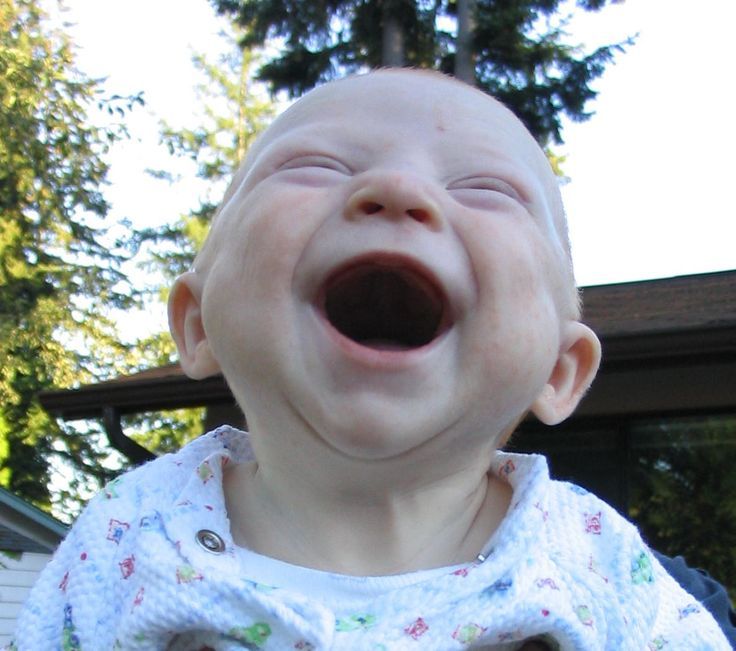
top-left (224, 445), bottom-right (512, 576)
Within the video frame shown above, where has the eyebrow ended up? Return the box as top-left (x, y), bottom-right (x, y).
top-left (257, 126), bottom-right (374, 172)
top-left (442, 143), bottom-right (542, 202)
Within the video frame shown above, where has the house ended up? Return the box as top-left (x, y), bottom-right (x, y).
top-left (0, 487), bottom-right (67, 645)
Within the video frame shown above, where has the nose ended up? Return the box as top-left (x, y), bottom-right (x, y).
top-left (343, 171), bottom-right (443, 230)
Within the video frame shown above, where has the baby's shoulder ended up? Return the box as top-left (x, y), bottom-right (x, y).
top-left (543, 479), bottom-right (648, 568)
top-left (81, 426), bottom-right (246, 525)
top-left (542, 479), bottom-right (730, 647)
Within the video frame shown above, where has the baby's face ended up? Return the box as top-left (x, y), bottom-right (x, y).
top-left (195, 71), bottom-right (580, 460)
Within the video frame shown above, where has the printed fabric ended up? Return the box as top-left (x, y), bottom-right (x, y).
top-left (9, 426), bottom-right (731, 650)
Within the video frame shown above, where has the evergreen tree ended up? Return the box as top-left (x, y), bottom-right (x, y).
top-left (0, 0), bottom-right (139, 514)
top-left (139, 41), bottom-right (273, 284)
top-left (212, 0), bottom-right (631, 144)
top-left (125, 34), bottom-right (274, 454)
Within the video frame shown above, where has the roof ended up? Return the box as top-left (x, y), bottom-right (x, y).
top-left (582, 269), bottom-right (736, 336)
top-left (0, 487), bottom-right (68, 553)
top-left (581, 269), bottom-right (736, 364)
top-left (39, 269), bottom-right (736, 420)
top-left (0, 524), bottom-right (55, 554)
top-left (40, 364), bottom-right (233, 420)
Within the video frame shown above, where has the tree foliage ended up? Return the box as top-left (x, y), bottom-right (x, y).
top-left (124, 34), bottom-right (274, 456)
top-left (212, 0), bottom-right (631, 144)
top-left (0, 0), bottom-right (139, 513)
top-left (138, 41), bottom-right (274, 285)
top-left (629, 416), bottom-right (736, 601)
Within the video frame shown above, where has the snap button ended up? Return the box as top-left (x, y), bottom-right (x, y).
top-left (195, 529), bottom-right (225, 554)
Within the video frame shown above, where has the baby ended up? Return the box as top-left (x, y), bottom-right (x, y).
top-left (12, 70), bottom-right (730, 650)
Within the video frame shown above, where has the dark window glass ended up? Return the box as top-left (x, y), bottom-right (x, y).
top-left (508, 413), bottom-right (736, 600)
top-left (628, 414), bottom-right (736, 601)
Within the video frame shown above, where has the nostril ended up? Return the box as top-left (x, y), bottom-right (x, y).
top-left (407, 208), bottom-right (430, 223)
top-left (361, 201), bottom-right (383, 215)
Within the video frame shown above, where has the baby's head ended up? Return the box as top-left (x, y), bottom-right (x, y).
top-left (169, 69), bottom-right (600, 462)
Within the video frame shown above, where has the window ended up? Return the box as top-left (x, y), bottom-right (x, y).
top-left (509, 413), bottom-right (736, 599)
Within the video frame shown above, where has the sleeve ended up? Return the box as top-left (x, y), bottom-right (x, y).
top-left (11, 473), bottom-right (142, 650)
top-left (653, 551), bottom-right (736, 649)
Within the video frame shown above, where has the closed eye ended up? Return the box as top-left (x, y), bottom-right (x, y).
top-left (448, 177), bottom-right (523, 208)
top-left (278, 155), bottom-right (351, 175)
top-left (273, 155), bottom-right (352, 187)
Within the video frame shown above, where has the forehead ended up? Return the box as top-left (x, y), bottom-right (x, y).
top-left (249, 72), bottom-right (550, 175)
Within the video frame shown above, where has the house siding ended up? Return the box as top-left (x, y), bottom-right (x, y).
top-left (0, 550), bottom-right (51, 645)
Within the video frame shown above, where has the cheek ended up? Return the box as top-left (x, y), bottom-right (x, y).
top-left (464, 219), bottom-right (555, 316)
top-left (455, 218), bottom-right (561, 402)
top-left (219, 192), bottom-right (324, 300)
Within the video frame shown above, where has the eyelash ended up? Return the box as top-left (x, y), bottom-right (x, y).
top-left (278, 155), bottom-right (350, 175)
top-left (448, 178), bottom-right (521, 200)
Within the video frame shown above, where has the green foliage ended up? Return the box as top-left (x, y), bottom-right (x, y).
top-left (127, 31), bottom-right (273, 454)
top-left (629, 416), bottom-right (736, 601)
top-left (0, 0), bottom-right (138, 513)
top-left (213, 0), bottom-right (632, 144)
top-left (137, 40), bottom-right (274, 285)
top-left (468, 1), bottom-right (631, 144)
top-left (124, 407), bottom-right (207, 457)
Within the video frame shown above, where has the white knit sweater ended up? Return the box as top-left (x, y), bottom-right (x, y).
top-left (10, 426), bottom-right (730, 650)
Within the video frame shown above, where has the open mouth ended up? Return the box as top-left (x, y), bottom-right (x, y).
top-left (321, 261), bottom-right (448, 351)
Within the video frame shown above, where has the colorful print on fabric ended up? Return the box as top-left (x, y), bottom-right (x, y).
top-left (335, 614), bottom-right (377, 632)
top-left (534, 501), bottom-right (549, 521)
top-left (106, 518), bottom-right (130, 544)
top-left (535, 577), bottom-right (560, 591)
top-left (132, 587), bottom-right (144, 611)
top-left (574, 605), bottom-right (594, 627)
top-left (647, 635), bottom-right (668, 650)
top-left (404, 617), bottom-right (429, 640)
top-left (678, 603), bottom-right (701, 620)
top-left (482, 578), bottom-right (513, 597)
top-left (175, 564), bottom-right (203, 584)
top-left (587, 556), bottom-right (609, 583)
top-left (119, 555), bottom-right (135, 579)
top-left (197, 460), bottom-right (215, 483)
top-left (139, 513), bottom-right (163, 533)
top-left (499, 459), bottom-right (516, 477)
top-left (62, 604), bottom-right (82, 650)
top-left (227, 622), bottom-right (272, 647)
top-left (452, 623), bottom-right (486, 644)
top-left (584, 512), bottom-right (602, 535)
top-left (631, 552), bottom-right (655, 585)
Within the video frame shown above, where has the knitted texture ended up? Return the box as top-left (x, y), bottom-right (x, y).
top-left (9, 426), bottom-right (730, 650)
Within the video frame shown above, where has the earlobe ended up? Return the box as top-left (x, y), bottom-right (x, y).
top-left (168, 271), bottom-right (221, 379)
top-left (531, 322), bottom-right (601, 425)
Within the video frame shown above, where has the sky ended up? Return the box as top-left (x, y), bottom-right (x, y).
top-left (49, 0), bottom-right (736, 301)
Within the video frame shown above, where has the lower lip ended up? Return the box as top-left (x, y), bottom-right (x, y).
top-left (311, 307), bottom-right (444, 369)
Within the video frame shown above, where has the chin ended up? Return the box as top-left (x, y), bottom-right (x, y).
top-left (316, 412), bottom-right (431, 461)
top-left (319, 402), bottom-right (460, 461)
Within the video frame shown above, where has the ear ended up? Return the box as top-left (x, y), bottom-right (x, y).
top-left (531, 322), bottom-right (601, 425)
top-left (168, 271), bottom-right (221, 379)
